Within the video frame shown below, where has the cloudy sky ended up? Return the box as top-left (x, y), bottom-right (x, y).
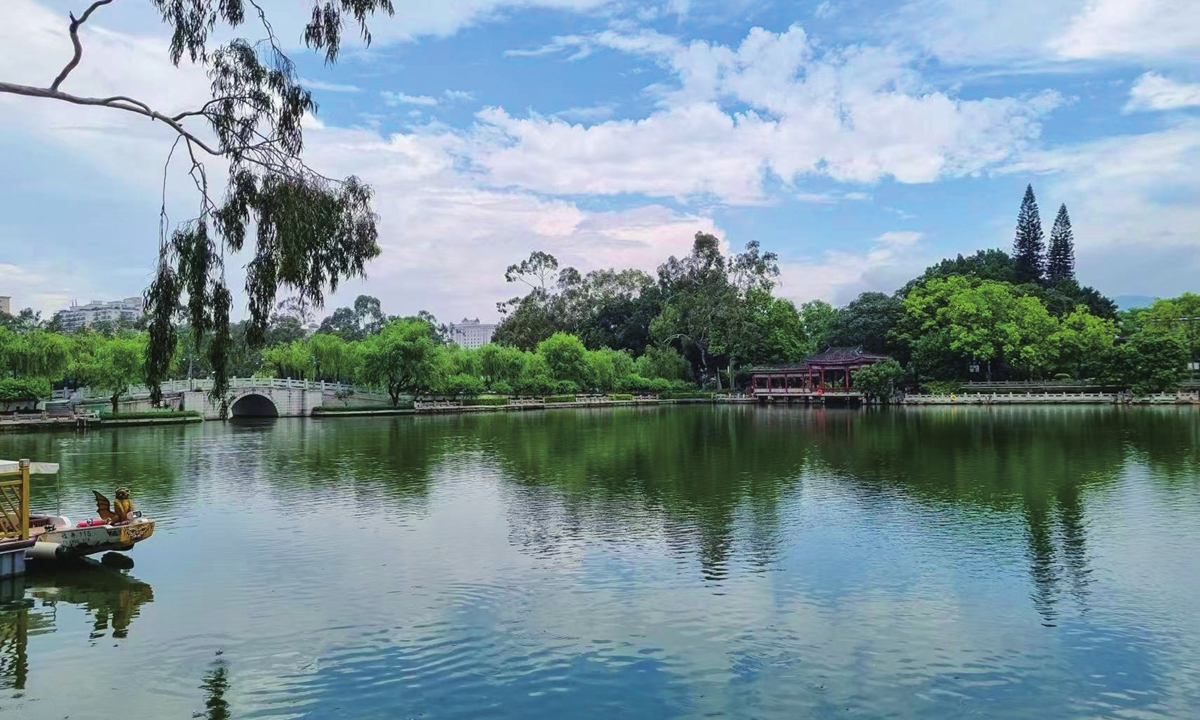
top-left (1, 0), bottom-right (1198, 321)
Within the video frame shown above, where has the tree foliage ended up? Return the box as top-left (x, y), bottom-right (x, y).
top-left (852, 359), bottom-right (906, 402)
top-left (1013, 184), bottom-right (1046, 284)
top-left (73, 335), bottom-right (147, 414)
top-left (1, 0), bottom-right (396, 411)
top-left (359, 318), bottom-right (444, 405)
top-left (1047, 204), bottom-right (1076, 284)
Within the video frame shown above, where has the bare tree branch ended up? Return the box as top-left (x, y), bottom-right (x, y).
top-left (0, 81), bottom-right (223, 155)
top-left (49, 0), bottom-right (115, 91)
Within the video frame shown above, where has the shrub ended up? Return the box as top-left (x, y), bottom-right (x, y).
top-left (0, 377), bottom-right (52, 402)
top-left (544, 394), bottom-right (576, 403)
top-left (440, 373), bottom-right (486, 398)
top-left (491, 380), bottom-right (514, 396)
top-left (463, 396), bottom-right (510, 407)
top-left (608, 393), bottom-right (633, 401)
top-left (922, 380), bottom-right (962, 396)
top-left (552, 379), bottom-right (579, 395)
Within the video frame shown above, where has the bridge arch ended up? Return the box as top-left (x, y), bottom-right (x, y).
top-left (230, 392), bottom-right (279, 418)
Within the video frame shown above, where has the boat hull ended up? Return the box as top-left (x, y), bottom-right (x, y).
top-left (28, 518), bottom-right (155, 560)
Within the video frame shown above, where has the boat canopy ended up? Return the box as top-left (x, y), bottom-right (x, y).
top-left (0, 460), bottom-right (60, 475)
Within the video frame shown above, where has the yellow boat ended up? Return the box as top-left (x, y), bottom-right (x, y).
top-left (28, 485), bottom-right (155, 562)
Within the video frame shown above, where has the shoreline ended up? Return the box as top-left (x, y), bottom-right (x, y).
top-left (1, 392), bottom-right (1195, 432)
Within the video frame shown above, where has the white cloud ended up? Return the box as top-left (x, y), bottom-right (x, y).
top-left (777, 231), bottom-right (930, 305)
top-left (1052, 0), bottom-right (1200, 61)
top-left (891, 0), bottom-right (1200, 65)
top-left (382, 91), bottom-right (441, 107)
top-left (814, 2), bottom-right (838, 19)
top-left (1005, 121), bottom-right (1200, 296)
top-left (442, 89), bottom-right (475, 102)
top-left (1125, 73), bottom-right (1200, 112)
top-left (553, 104), bottom-right (617, 123)
top-left (0, 1), bottom-right (718, 320)
top-left (874, 231), bottom-right (922, 247)
top-left (300, 78), bottom-right (362, 93)
top-left (476, 25), bottom-right (1061, 203)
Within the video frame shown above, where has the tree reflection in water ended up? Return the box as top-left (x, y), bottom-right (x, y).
top-left (464, 405), bottom-right (1198, 623)
top-left (0, 562), bottom-right (153, 692)
top-left (198, 652), bottom-right (231, 720)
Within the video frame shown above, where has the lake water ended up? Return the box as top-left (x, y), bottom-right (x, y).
top-left (1, 405), bottom-right (1199, 719)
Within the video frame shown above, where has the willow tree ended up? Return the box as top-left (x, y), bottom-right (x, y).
top-left (0, 1), bottom-right (394, 409)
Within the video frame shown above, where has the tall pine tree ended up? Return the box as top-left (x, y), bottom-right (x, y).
top-left (1012, 184), bottom-right (1046, 284)
top-left (1047, 203), bottom-right (1076, 284)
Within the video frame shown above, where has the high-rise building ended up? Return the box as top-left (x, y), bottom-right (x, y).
top-left (448, 318), bottom-right (496, 349)
top-left (57, 297), bottom-right (145, 331)
top-left (0, 296), bottom-right (10, 316)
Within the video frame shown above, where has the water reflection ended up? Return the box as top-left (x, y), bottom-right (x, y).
top-left (0, 562), bottom-right (153, 692)
top-left (198, 653), bottom-right (232, 720)
top-left (0, 406), bottom-right (1198, 719)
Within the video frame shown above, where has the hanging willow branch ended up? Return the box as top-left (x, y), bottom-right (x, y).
top-left (0, 0), bottom-right (393, 413)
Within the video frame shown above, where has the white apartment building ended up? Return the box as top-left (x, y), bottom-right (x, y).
top-left (448, 318), bottom-right (496, 349)
top-left (0, 296), bottom-right (10, 316)
top-left (57, 297), bottom-right (145, 331)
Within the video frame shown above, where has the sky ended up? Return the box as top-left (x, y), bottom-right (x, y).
top-left (1, 0), bottom-right (1198, 323)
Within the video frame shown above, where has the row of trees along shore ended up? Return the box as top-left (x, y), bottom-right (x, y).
top-left (2, 185), bottom-right (1197, 409)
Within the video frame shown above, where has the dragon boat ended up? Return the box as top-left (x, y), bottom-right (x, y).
top-left (28, 487), bottom-right (156, 562)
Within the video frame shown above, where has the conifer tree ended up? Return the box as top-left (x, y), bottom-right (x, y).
top-left (1012, 184), bottom-right (1046, 284)
top-left (1047, 203), bottom-right (1076, 284)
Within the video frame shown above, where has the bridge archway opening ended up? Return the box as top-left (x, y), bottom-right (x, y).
top-left (230, 393), bottom-right (279, 418)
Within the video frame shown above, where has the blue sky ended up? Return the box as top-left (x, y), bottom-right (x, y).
top-left (1, 0), bottom-right (1199, 322)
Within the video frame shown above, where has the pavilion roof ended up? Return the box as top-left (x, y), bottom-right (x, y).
top-left (805, 346), bottom-right (890, 365)
top-left (745, 346), bottom-right (890, 374)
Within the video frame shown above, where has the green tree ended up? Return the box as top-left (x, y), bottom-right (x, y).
top-left (755, 297), bottom-right (805, 364)
top-left (1052, 305), bottom-right (1115, 379)
top-left (0, 328), bottom-right (72, 380)
top-left (536, 333), bottom-right (589, 385)
top-left (798, 300), bottom-right (837, 354)
top-left (0, 377), bottom-right (52, 404)
top-left (359, 319), bottom-right (445, 406)
top-left (1046, 204), bottom-right (1076, 284)
top-left (317, 295), bottom-right (387, 340)
top-left (852, 359), bottom-right (906, 402)
top-left (827, 292), bottom-right (903, 354)
top-left (901, 249), bottom-right (1017, 296)
top-left (1013, 184), bottom-right (1046, 284)
top-left (308, 333), bottom-right (359, 383)
top-left (2, 1), bottom-right (397, 406)
top-left (477, 343), bottom-right (526, 389)
top-left (76, 335), bottom-right (146, 414)
top-left (517, 353), bottom-right (555, 396)
top-left (261, 340), bottom-right (311, 380)
top-left (1111, 333), bottom-right (1188, 395)
top-left (1139, 294), bottom-right (1200, 367)
top-left (634, 345), bottom-right (689, 381)
top-left (653, 232), bottom-right (734, 386)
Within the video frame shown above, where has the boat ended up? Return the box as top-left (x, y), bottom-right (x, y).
top-left (28, 487), bottom-right (156, 562)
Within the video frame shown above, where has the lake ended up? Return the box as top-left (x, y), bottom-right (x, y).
top-left (1, 405), bottom-right (1199, 719)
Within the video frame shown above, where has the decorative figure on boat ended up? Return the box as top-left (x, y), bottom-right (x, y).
top-left (93, 487), bottom-right (134, 524)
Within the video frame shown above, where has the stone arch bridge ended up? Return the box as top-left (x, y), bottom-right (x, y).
top-left (61, 378), bottom-right (391, 419)
top-left (178, 378), bottom-right (389, 418)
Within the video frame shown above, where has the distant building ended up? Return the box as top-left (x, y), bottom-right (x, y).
top-left (0, 296), bottom-right (9, 316)
top-left (448, 318), bottom-right (496, 349)
top-left (57, 297), bottom-right (145, 331)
